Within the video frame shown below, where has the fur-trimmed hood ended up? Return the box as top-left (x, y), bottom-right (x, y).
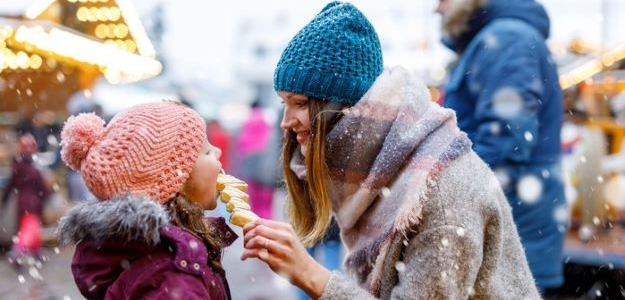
top-left (442, 0), bottom-right (550, 52)
top-left (57, 195), bottom-right (169, 246)
top-left (57, 196), bottom-right (237, 300)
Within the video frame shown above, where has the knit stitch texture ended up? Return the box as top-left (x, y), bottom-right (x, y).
top-left (274, 1), bottom-right (383, 105)
top-left (60, 101), bottom-right (206, 203)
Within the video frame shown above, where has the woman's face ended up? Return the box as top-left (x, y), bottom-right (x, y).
top-left (279, 92), bottom-right (311, 157)
top-left (182, 141), bottom-right (222, 210)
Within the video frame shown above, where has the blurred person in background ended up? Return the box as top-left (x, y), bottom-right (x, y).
top-left (436, 0), bottom-right (566, 293)
top-left (240, 2), bottom-right (540, 299)
top-left (1, 134), bottom-right (51, 265)
top-left (14, 110), bottom-right (61, 153)
top-left (237, 100), bottom-right (280, 219)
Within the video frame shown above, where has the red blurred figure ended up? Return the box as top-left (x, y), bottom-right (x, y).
top-left (206, 120), bottom-right (231, 172)
top-left (1, 134), bottom-right (50, 265)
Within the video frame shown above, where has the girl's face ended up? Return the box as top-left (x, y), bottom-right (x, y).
top-left (279, 92), bottom-right (311, 157)
top-left (182, 141), bottom-right (222, 210)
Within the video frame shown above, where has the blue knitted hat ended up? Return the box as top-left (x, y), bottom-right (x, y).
top-left (274, 1), bottom-right (383, 105)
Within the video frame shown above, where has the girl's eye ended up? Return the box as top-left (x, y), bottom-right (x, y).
top-left (296, 101), bottom-right (308, 108)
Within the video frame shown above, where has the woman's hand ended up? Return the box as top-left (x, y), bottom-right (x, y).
top-left (241, 218), bottom-right (331, 299)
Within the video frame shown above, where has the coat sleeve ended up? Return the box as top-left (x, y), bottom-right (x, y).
top-left (466, 34), bottom-right (544, 167)
top-left (319, 225), bottom-right (483, 300)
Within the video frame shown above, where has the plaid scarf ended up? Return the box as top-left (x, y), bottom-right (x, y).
top-left (324, 67), bottom-right (472, 296)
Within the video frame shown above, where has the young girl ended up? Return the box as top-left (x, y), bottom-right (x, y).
top-left (56, 101), bottom-right (236, 300)
top-left (241, 2), bottom-right (540, 299)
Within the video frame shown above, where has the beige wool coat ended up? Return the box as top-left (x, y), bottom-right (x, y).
top-left (316, 67), bottom-right (540, 300)
top-left (321, 152), bottom-right (541, 299)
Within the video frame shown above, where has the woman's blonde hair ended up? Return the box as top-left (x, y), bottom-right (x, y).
top-left (282, 99), bottom-right (343, 246)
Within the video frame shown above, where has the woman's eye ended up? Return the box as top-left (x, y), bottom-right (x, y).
top-left (296, 101), bottom-right (308, 108)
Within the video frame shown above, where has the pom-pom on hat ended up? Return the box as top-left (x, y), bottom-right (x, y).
top-left (60, 101), bottom-right (206, 203)
top-left (273, 1), bottom-right (383, 105)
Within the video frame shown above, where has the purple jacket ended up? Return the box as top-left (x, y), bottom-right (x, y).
top-left (56, 195), bottom-right (237, 300)
top-left (1, 156), bottom-right (50, 218)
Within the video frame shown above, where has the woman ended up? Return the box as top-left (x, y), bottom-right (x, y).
top-left (241, 2), bottom-right (540, 299)
top-left (56, 101), bottom-right (236, 300)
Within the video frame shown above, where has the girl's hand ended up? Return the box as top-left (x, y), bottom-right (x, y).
top-left (241, 218), bottom-right (331, 299)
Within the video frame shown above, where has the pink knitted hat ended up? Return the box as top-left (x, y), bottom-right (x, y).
top-left (60, 101), bottom-right (206, 203)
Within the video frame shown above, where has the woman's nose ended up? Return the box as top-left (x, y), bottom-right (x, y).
top-left (280, 111), bottom-right (294, 130)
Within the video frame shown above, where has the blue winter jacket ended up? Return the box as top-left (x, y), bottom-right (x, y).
top-left (443, 0), bottom-right (566, 290)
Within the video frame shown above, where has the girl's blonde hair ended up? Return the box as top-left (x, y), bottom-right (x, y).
top-left (282, 99), bottom-right (343, 246)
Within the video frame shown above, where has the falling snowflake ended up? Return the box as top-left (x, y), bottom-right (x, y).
top-left (491, 87), bottom-right (524, 118)
top-left (553, 205), bottom-right (568, 224)
top-left (578, 224), bottom-right (594, 241)
top-left (441, 238), bottom-right (449, 247)
top-left (489, 122), bottom-right (502, 135)
top-left (530, 78), bottom-right (544, 94)
top-left (592, 216), bottom-right (601, 226)
top-left (56, 71), bottom-right (66, 83)
top-left (524, 131), bottom-right (534, 142)
top-left (395, 261), bottom-right (406, 273)
top-left (380, 187), bottom-right (391, 198)
top-left (189, 240), bottom-right (198, 250)
top-left (483, 33), bottom-right (498, 49)
top-left (517, 175), bottom-right (543, 204)
top-left (494, 168), bottom-right (511, 188)
top-left (456, 228), bottom-right (465, 237)
top-left (28, 267), bottom-right (43, 280)
top-left (121, 260), bottom-right (130, 270)
top-left (467, 286), bottom-right (476, 296)
top-left (469, 80), bottom-right (482, 94)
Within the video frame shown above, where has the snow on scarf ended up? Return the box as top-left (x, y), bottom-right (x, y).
top-left (325, 67), bottom-right (472, 296)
